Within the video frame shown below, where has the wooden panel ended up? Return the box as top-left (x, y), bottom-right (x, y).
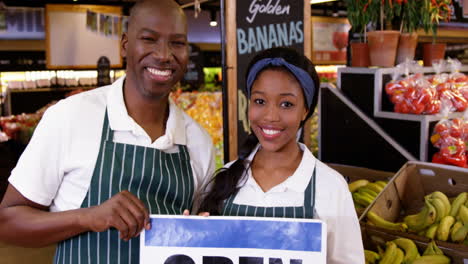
top-left (226, 0), bottom-right (238, 162)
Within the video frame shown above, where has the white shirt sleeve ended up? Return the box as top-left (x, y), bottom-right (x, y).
top-left (8, 102), bottom-right (67, 206)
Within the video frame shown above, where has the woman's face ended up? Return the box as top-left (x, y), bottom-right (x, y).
top-left (248, 68), bottom-right (308, 153)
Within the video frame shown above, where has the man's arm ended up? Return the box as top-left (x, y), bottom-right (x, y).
top-left (0, 185), bottom-right (150, 248)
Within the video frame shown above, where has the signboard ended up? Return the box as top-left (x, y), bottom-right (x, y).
top-left (0, 7), bottom-right (45, 39)
top-left (311, 17), bottom-right (350, 65)
top-left (141, 215), bottom-right (327, 264)
top-left (234, 0), bottom-right (305, 155)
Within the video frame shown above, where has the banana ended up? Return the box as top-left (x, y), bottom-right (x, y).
top-left (423, 240), bottom-right (444, 256)
top-left (365, 182), bottom-right (384, 193)
top-left (367, 211), bottom-right (408, 232)
top-left (380, 241), bottom-right (397, 264)
top-left (436, 215), bottom-right (455, 241)
top-left (405, 199), bottom-right (437, 232)
top-left (393, 238), bottom-right (421, 263)
top-left (451, 223), bottom-right (468, 243)
top-left (364, 250), bottom-right (380, 264)
top-left (425, 223), bottom-right (439, 240)
top-left (375, 180), bottom-right (387, 189)
top-left (412, 255), bottom-right (451, 264)
top-left (451, 221), bottom-right (463, 234)
top-left (358, 187), bottom-right (379, 198)
top-left (428, 198), bottom-right (447, 222)
top-left (457, 204), bottom-right (468, 225)
top-left (349, 179), bottom-right (370, 192)
top-left (427, 191), bottom-right (451, 217)
top-left (393, 248), bottom-right (404, 264)
top-left (353, 192), bottom-right (373, 207)
top-left (449, 192), bottom-right (467, 217)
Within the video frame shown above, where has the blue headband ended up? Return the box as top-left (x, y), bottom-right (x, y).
top-left (246, 57), bottom-right (315, 108)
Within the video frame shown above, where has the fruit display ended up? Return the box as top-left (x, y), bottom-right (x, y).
top-left (365, 238), bottom-right (451, 264)
top-left (385, 60), bottom-right (468, 115)
top-left (366, 191), bottom-right (468, 245)
top-left (0, 113), bottom-right (42, 144)
top-left (431, 117), bottom-right (468, 167)
top-left (170, 90), bottom-right (224, 168)
top-left (348, 179), bottom-right (388, 212)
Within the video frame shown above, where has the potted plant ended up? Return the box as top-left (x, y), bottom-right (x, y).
top-left (366, 0), bottom-right (401, 67)
top-left (421, 0), bottom-right (452, 66)
top-left (345, 0), bottom-right (371, 66)
top-left (395, 0), bottom-right (423, 64)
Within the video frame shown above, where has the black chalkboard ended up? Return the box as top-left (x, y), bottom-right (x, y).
top-left (235, 0), bottom-right (305, 151)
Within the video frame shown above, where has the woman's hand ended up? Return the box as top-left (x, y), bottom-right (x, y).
top-left (182, 209), bottom-right (209, 217)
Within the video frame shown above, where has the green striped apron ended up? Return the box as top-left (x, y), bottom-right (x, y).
top-left (54, 110), bottom-right (194, 264)
top-left (222, 164), bottom-right (316, 218)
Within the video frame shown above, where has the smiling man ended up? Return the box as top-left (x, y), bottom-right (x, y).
top-left (0, 1), bottom-right (215, 263)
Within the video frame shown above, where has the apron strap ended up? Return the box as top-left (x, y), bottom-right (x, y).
top-left (101, 109), bottom-right (114, 141)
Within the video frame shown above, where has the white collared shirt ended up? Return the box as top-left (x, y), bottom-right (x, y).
top-left (230, 143), bottom-right (365, 264)
top-left (9, 76), bottom-right (216, 213)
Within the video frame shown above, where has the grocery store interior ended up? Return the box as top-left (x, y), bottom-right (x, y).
top-left (0, 0), bottom-right (468, 263)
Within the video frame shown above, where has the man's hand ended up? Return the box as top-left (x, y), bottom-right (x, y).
top-left (80, 190), bottom-right (150, 241)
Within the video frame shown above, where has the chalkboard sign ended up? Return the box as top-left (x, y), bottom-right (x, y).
top-left (235, 0), bottom-right (305, 152)
top-left (181, 43), bottom-right (204, 90)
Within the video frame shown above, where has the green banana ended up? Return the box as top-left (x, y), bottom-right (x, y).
top-left (375, 180), bottom-right (387, 189)
top-left (365, 182), bottom-right (384, 193)
top-left (349, 179), bottom-right (369, 192)
top-left (458, 204), bottom-right (468, 225)
top-left (393, 238), bottom-right (421, 263)
top-left (367, 211), bottom-right (408, 232)
top-left (364, 249), bottom-right (380, 264)
top-left (353, 192), bottom-right (373, 207)
top-left (423, 240), bottom-right (444, 256)
top-left (449, 192), bottom-right (467, 217)
top-left (358, 187), bottom-right (379, 198)
top-left (428, 198), bottom-right (447, 222)
top-left (436, 215), bottom-right (455, 241)
top-left (425, 223), bottom-right (439, 240)
top-left (451, 224), bottom-right (468, 243)
top-left (427, 191), bottom-right (451, 217)
top-left (412, 255), bottom-right (451, 264)
top-left (393, 248), bottom-right (404, 264)
top-left (380, 241), bottom-right (397, 264)
top-left (404, 199), bottom-right (437, 232)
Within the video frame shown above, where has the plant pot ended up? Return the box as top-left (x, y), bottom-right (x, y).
top-left (396, 33), bottom-right (418, 64)
top-left (423, 43), bottom-right (446, 66)
top-left (350, 42), bottom-right (370, 67)
top-left (367, 30), bottom-right (400, 67)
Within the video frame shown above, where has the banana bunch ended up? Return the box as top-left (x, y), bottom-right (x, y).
top-left (365, 238), bottom-right (451, 264)
top-left (349, 179), bottom-right (387, 209)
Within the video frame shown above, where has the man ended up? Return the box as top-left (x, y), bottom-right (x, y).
top-left (0, 0), bottom-right (215, 263)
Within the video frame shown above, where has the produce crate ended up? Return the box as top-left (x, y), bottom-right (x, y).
top-left (361, 224), bottom-right (467, 264)
top-left (337, 66), bottom-right (468, 162)
top-left (360, 161), bottom-right (468, 262)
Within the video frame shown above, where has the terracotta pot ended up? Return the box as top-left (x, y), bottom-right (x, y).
top-left (396, 33), bottom-right (418, 64)
top-left (367, 30), bottom-right (400, 67)
top-left (350, 42), bottom-right (370, 67)
top-left (423, 43), bottom-right (446, 66)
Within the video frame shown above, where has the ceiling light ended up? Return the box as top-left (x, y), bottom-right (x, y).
top-left (210, 10), bottom-right (217, 27)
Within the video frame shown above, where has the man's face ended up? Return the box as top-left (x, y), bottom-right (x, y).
top-left (121, 4), bottom-right (188, 99)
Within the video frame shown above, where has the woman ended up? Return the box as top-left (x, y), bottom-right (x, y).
top-left (198, 47), bottom-right (364, 263)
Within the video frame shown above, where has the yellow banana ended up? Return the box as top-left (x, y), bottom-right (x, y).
top-left (423, 240), bottom-right (444, 256)
top-left (428, 198), bottom-right (447, 222)
top-left (427, 191), bottom-right (451, 217)
top-left (450, 192), bottom-right (467, 217)
top-left (353, 192), bottom-right (373, 207)
top-left (358, 187), bottom-right (379, 198)
top-left (367, 211), bottom-right (408, 232)
top-left (451, 224), bottom-right (467, 243)
top-left (375, 180), bottom-right (387, 189)
top-left (349, 179), bottom-right (369, 192)
top-left (458, 204), bottom-right (468, 225)
top-left (393, 238), bottom-right (420, 263)
top-left (436, 215), bottom-right (455, 241)
top-left (450, 221), bottom-right (463, 234)
top-left (425, 223), bottom-right (439, 240)
top-left (393, 248), bottom-right (404, 264)
top-left (404, 199), bottom-right (437, 232)
top-left (380, 241), bottom-right (397, 264)
top-left (364, 250), bottom-right (380, 264)
top-left (365, 182), bottom-right (384, 193)
top-left (412, 255), bottom-right (451, 264)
